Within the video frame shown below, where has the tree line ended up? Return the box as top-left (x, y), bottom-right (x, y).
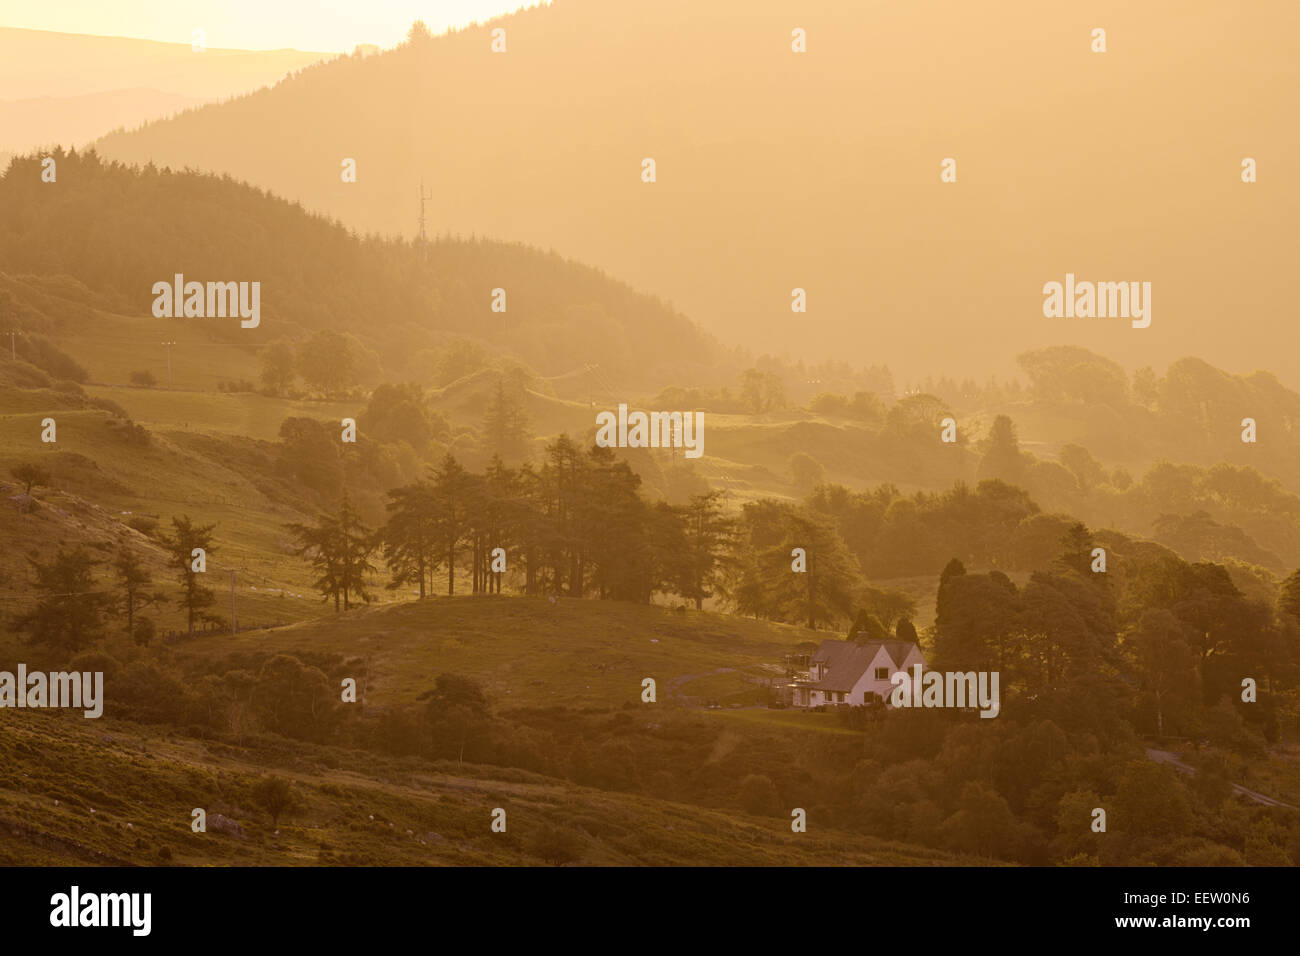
top-left (287, 437), bottom-right (737, 611)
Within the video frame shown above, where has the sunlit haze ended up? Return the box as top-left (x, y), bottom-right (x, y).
top-left (0, 0), bottom-right (538, 52)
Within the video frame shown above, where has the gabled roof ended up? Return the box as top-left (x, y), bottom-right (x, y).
top-left (806, 639), bottom-right (921, 691)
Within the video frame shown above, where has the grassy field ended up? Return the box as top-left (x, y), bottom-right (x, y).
top-left (181, 595), bottom-right (822, 713)
top-left (41, 311), bottom-right (263, 395)
top-left (84, 384), bottom-right (356, 442)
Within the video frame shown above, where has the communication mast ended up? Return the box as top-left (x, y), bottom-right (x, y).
top-left (418, 179), bottom-right (432, 257)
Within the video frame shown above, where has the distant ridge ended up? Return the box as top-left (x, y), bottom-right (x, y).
top-left (0, 149), bottom-right (723, 391)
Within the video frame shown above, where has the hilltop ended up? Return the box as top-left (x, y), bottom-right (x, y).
top-left (90, 0), bottom-right (1300, 386)
top-left (0, 150), bottom-right (722, 392)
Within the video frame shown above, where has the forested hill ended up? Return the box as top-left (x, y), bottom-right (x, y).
top-left (0, 149), bottom-right (721, 387)
top-left (91, 0), bottom-right (1300, 386)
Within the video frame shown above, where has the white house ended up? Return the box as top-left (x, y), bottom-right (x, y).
top-left (789, 639), bottom-right (925, 708)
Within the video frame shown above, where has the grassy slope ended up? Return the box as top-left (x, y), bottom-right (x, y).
top-left (0, 710), bottom-right (966, 866)
top-left (1, 596), bottom-right (973, 866)
top-left (0, 383), bottom-right (340, 632)
top-left (182, 595), bottom-right (824, 713)
top-left (0, 276), bottom-right (965, 513)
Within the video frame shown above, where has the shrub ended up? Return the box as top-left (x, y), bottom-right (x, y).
top-left (739, 774), bottom-right (780, 816)
top-left (17, 334), bottom-right (89, 383)
top-left (9, 462), bottom-right (50, 495)
top-left (90, 396), bottom-right (131, 418)
top-left (127, 516), bottom-right (158, 537)
top-left (251, 775), bottom-right (297, 827)
top-left (132, 617), bottom-right (156, 645)
top-left (526, 824), bottom-right (582, 865)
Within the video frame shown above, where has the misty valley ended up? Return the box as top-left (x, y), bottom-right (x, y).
top-left (1, 2), bottom-right (1297, 893)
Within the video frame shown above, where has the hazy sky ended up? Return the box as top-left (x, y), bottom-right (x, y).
top-left (0, 0), bottom-right (537, 52)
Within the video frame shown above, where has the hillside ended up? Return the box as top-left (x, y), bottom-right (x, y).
top-left (0, 89), bottom-right (205, 156)
top-left (91, 0), bottom-right (1300, 386)
top-left (0, 702), bottom-right (965, 867)
top-left (0, 379), bottom-right (342, 633)
top-left (5, 592), bottom-right (1297, 868)
top-left (0, 595), bottom-right (970, 866)
top-left (180, 594), bottom-right (825, 711)
top-left (0, 151), bottom-right (723, 392)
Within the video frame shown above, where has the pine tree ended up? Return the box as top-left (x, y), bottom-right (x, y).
top-left (19, 547), bottom-right (110, 650)
top-left (288, 494), bottom-right (376, 610)
top-left (164, 515), bottom-right (218, 634)
top-left (382, 480), bottom-right (438, 598)
top-left (976, 414), bottom-right (1027, 487)
top-left (112, 545), bottom-right (166, 640)
top-left (729, 502), bottom-right (862, 629)
top-left (431, 454), bottom-right (474, 596)
top-left (479, 455), bottom-right (518, 594)
top-left (681, 490), bottom-right (737, 610)
top-left (481, 377), bottom-right (532, 462)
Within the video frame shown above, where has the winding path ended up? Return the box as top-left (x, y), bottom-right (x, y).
top-left (1145, 748), bottom-right (1298, 810)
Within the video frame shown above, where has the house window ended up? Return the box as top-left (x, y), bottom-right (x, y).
top-left (874, 667), bottom-right (889, 680)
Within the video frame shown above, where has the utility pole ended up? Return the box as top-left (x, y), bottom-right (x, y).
top-left (5, 330), bottom-right (17, 360)
top-left (417, 179), bottom-right (432, 259)
top-left (230, 568), bottom-right (237, 637)
top-left (162, 341), bottom-right (176, 388)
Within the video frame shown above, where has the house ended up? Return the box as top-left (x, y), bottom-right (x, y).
top-left (789, 638), bottom-right (925, 709)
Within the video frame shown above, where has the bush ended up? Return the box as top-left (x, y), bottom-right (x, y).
top-left (127, 516), bottom-right (159, 537)
top-left (132, 617), bottom-right (156, 646)
top-left (9, 462), bottom-right (50, 495)
top-left (114, 660), bottom-right (192, 723)
top-left (66, 650), bottom-right (121, 679)
top-left (789, 451), bottom-right (826, 491)
top-left (129, 370), bottom-right (157, 387)
top-left (105, 418), bottom-right (150, 446)
top-left (526, 824), bottom-right (582, 865)
top-left (90, 396), bottom-right (131, 419)
top-left (17, 334), bottom-right (89, 383)
top-left (251, 775), bottom-right (297, 827)
top-left (739, 774), bottom-right (780, 816)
